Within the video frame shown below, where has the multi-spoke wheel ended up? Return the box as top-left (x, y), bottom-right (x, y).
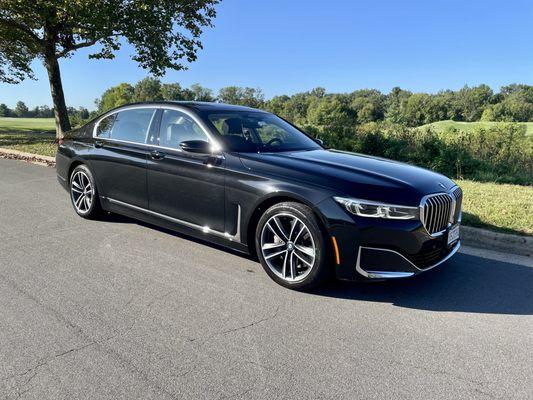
top-left (69, 165), bottom-right (102, 219)
top-left (256, 202), bottom-right (331, 290)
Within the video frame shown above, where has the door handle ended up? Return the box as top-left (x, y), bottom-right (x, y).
top-left (94, 140), bottom-right (103, 148)
top-left (150, 150), bottom-right (165, 160)
top-left (204, 154), bottom-right (225, 167)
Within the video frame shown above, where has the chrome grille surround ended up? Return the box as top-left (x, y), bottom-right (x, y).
top-left (451, 186), bottom-right (463, 223)
top-left (419, 186), bottom-right (462, 236)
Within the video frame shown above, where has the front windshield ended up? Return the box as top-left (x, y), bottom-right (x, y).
top-left (204, 111), bottom-right (321, 153)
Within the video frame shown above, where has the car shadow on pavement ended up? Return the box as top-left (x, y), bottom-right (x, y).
top-left (100, 214), bottom-right (531, 315)
top-left (312, 253), bottom-right (533, 315)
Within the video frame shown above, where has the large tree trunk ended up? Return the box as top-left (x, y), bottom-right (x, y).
top-left (44, 53), bottom-right (71, 138)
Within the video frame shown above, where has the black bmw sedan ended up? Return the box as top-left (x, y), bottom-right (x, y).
top-left (56, 101), bottom-right (462, 290)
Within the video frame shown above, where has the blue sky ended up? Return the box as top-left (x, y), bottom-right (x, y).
top-left (1, 0), bottom-right (532, 109)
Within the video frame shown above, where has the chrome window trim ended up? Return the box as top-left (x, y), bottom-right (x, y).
top-left (92, 104), bottom-right (222, 151)
top-left (355, 240), bottom-right (460, 279)
top-left (103, 197), bottom-right (241, 243)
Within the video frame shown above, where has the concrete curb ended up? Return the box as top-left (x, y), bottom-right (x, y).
top-left (461, 226), bottom-right (532, 257)
top-left (0, 148), bottom-right (55, 167)
top-left (1, 148), bottom-right (530, 257)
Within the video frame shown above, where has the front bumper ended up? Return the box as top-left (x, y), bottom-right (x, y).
top-left (355, 241), bottom-right (460, 279)
top-left (315, 197), bottom-right (461, 281)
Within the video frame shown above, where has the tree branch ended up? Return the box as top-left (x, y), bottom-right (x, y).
top-left (0, 18), bottom-right (42, 44)
top-left (56, 39), bottom-right (99, 58)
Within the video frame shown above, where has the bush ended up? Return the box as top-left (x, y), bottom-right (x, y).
top-left (312, 122), bottom-right (532, 185)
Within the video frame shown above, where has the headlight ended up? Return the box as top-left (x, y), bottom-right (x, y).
top-left (333, 197), bottom-right (419, 220)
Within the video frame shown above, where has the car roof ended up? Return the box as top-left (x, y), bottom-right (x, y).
top-left (113, 101), bottom-right (265, 113)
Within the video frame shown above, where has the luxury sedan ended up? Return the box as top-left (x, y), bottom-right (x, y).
top-left (56, 101), bottom-right (462, 290)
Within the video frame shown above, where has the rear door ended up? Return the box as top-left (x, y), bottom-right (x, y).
top-left (90, 107), bottom-right (159, 208)
top-left (147, 107), bottom-right (226, 233)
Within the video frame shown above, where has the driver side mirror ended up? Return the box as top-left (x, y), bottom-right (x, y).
top-left (179, 140), bottom-right (213, 154)
top-left (315, 137), bottom-right (324, 146)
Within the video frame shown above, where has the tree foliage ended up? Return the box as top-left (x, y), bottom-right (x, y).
top-left (0, 0), bottom-right (219, 136)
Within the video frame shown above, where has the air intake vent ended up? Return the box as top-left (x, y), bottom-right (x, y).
top-left (421, 193), bottom-right (453, 234)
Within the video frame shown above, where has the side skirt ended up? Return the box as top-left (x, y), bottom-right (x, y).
top-left (100, 196), bottom-right (250, 255)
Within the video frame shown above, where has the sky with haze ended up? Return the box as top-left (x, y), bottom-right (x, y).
top-left (1, 0), bottom-right (532, 109)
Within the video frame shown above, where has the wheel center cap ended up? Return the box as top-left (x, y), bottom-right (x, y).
top-left (287, 242), bottom-right (294, 251)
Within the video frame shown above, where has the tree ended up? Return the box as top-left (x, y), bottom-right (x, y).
top-left (455, 84), bottom-right (494, 121)
top-left (385, 87), bottom-right (411, 124)
top-left (189, 83), bottom-right (215, 101)
top-left (14, 101), bottom-right (29, 117)
top-left (133, 77), bottom-right (163, 102)
top-left (218, 86), bottom-right (265, 108)
top-left (78, 107), bottom-right (89, 120)
top-left (161, 82), bottom-right (184, 101)
top-left (0, 0), bottom-right (219, 137)
top-left (0, 103), bottom-right (11, 117)
top-left (95, 83), bottom-right (135, 113)
top-left (307, 95), bottom-right (354, 128)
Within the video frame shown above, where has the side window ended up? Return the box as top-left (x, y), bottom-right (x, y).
top-left (111, 108), bottom-right (157, 144)
top-left (95, 114), bottom-right (115, 138)
top-left (159, 109), bottom-right (208, 148)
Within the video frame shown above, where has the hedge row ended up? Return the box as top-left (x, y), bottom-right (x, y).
top-left (305, 122), bottom-right (532, 185)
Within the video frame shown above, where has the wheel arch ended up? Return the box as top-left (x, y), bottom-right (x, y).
top-left (245, 192), bottom-right (330, 257)
top-left (67, 159), bottom-right (85, 182)
top-left (66, 158), bottom-right (107, 205)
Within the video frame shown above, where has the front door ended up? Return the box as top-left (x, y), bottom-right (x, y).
top-left (147, 108), bottom-right (226, 233)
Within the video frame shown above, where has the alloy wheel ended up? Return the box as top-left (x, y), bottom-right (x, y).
top-left (260, 213), bottom-right (316, 282)
top-left (70, 170), bottom-right (93, 214)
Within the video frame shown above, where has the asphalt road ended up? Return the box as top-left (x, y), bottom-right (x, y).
top-left (1, 158), bottom-right (532, 400)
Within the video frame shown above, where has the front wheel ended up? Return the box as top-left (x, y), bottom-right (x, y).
top-left (255, 202), bottom-right (331, 290)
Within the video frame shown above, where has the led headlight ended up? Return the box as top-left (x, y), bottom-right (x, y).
top-left (333, 197), bottom-right (419, 220)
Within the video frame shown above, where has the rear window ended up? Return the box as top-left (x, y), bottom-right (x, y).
top-left (95, 108), bottom-right (157, 144)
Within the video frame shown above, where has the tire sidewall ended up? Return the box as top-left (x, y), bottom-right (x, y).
top-left (255, 202), bottom-right (329, 290)
top-left (70, 165), bottom-right (98, 218)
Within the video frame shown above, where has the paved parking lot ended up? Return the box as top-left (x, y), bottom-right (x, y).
top-left (0, 158), bottom-right (532, 399)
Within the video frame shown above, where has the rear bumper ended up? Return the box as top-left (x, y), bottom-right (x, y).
top-left (57, 174), bottom-right (68, 191)
top-left (355, 241), bottom-right (460, 279)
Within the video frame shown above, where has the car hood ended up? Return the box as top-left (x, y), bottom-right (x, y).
top-left (238, 149), bottom-right (456, 205)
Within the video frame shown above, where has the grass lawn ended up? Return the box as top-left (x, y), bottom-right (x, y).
top-left (0, 117), bottom-right (55, 133)
top-left (419, 120), bottom-right (533, 136)
top-left (0, 117), bottom-right (56, 157)
top-left (0, 133), bottom-right (56, 157)
top-left (457, 179), bottom-right (532, 236)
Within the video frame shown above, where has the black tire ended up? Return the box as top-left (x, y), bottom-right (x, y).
top-left (69, 164), bottom-right (103, 220)
top-left (255, 202), bottom-right (331, 290)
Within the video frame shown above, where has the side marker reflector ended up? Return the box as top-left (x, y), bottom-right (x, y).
top-left (331, 236), bottom-right (340, 265)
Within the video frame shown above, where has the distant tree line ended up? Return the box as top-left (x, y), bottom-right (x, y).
top-left (4, 80), bottom-right (533, 127)
top-left (94, 79), bottom-right (533, 126)
top-left (0, 101), bottom-right (89, 122)
top-left (94, 78), bottom-right (266, 113)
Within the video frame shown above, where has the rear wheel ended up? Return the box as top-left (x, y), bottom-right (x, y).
top-left (69, 164), bottom-right (103, 219)
top-left (255, 202), bottom-right (331, 290)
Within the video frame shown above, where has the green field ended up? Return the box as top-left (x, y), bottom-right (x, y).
top-left (0, 117), bottom-right (55, 134)
top-left (0, 117), bottom-right (56, 157)
top-left (457, 180), bottom-right (532, 236)
top-left (419, 120), bottom-right (533, 136)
